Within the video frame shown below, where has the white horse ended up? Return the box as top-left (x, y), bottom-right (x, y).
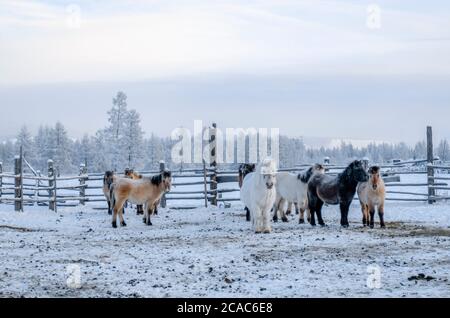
top-left (240, 158), bottom-right (277, 234)
top-left (273, 164), bottom-right (325, 224)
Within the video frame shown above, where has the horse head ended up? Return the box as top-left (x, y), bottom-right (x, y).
top-left (347, 160), bottom-right (369, 183)
top-left (259, 158), bottom-right (277, 190)
top-left (162, 170), bottom-right (172, 192)
top-left (368, 166), bottom-right (381, 190)
top-left (299, 163), bottom-right (326, 183)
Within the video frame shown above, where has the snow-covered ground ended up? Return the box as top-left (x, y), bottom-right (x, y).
top-left (0, 200), bottom-right (449, 298)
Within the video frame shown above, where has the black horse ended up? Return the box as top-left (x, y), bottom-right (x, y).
top-left (307, 160), bottom-right (369, 228)
top-left (238, 163), bottom-right (256, 221)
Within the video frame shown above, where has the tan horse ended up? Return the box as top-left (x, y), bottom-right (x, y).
top-left (111, 170), bottom-right (172, 228)
top-left (357, 166), bottom-right (386, 228)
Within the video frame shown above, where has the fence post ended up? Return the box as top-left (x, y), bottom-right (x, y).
top-left (14, 154), bottom-right (23, 212)
top-left (48, 159), bottom-right (55, 211)
top-left (0, 161), bottom-right (2, 204)
top-left (159, 160), bottom-right (167, 208)
top-left (79, 163), bottom-right (87, 205)
top-left (203, 160), bottom-right (208, 208)
top-left (53, 173), bottom-right (57, 213)
top-left (427, 126), bottom-right (435, 204)
top-left (209, 123), bottom-right (218, 206)
top-left (35, 170), bottom-right (40, 206)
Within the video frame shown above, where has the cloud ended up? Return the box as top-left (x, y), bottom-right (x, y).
top-left (0, 0), bottom-right (449, 85)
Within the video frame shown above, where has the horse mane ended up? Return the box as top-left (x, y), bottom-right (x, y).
top-left (369, 166), bottom-right (380, 174)
top-left (298, 167), bottom-right (313, 183)
top-left (151, 174), bottom-right (163, 185)
top-left (257, 158), bottom-right (277, 175)
top-left (338, 160), bottom-right (360, 183)
top-left (150, 170), bottom-right (172, 186)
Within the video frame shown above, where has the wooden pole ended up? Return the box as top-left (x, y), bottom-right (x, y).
top-left (427, 126), bottom-right (435, 204)
top-left (35, 170), bottom-right (40, 206)
top-left (14, 154), bottom-right (22, 212)
top-left (20, 146), bottom-right (24, 211)
top-left (53, 172), bottom-right (57, 213)
top-left (203, 159), bottom-right (208, 208)
top-left (0, 161), bottom-right (2, 204)
top-left (159, 160), bottom-right (167, 208)
top-left (209, 123), bottom-right (218, 206)
top-left (79, 163), bottom-right (87, 205)
top-left (48, 159), bottom-right (55, 211)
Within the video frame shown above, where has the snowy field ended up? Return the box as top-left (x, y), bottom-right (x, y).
top-left (0, 199), bottom-right (449, 298)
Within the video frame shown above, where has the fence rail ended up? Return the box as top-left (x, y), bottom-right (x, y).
top-left (1, 126), bottom-right (449, 212)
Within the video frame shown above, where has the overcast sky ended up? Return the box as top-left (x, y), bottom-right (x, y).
top-left (1, 0), bottom-right (449, 143)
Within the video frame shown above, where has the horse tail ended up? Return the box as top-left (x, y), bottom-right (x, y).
top-left (110, 184), bottom-right (116, 210)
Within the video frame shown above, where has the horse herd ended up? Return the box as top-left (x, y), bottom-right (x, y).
top-left (239, 158), bottom-right (386, 233)
top-left (102, 159), bottom-right (386, 232)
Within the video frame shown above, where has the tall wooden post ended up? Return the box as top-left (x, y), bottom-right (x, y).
top-left (203, 160), bottom-right (208, 208)
top-left (427, 126), bottom-right (435, 204)
top-left (14, 154), bottom-right (23, 212)
top-left (35, 170), bottom-right (40, 206)
top-left (0, 161), bottom-right (3, 204)
top-left (48, 159), bottom-right (55, 211)
top-left (209, 123), bottom-right (218, 206)
top-left (79, 163), bottom-right (87, 205)
top-left (159, 160), bottom-right (167, 208)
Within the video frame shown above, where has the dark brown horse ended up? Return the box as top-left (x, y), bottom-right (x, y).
top-left (238, 163), bottom-right (256, 221)
top-left (307, 160), bottom-right (369, 228)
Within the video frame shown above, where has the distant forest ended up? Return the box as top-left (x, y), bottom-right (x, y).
top-left (1, 92), bottom-right (449, 174)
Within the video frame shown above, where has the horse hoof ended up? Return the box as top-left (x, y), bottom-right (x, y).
top-left (319, 223), bottom-right (327, 227)
top-left (143, 218), bottom-right (146, 224)
top-left (342, 225), bottom-right (349, 229)
top-left (255, 231), bottom-right (262, 234)
top-left (281, 217), bottom-right (289, 223)
top-left (380, 224), bottom-right (386, 229)
top-left (299, 219), bottom-right (305, 224)
top-left (263, 229), bottom-right (271, 234)
top-left (121, 221), bottom-right (127, 227)
top-left (108, 212), bottom-right (112, 215)
top-left (112, 222), bottom-right (117, 228)
top-left (370, 224), bottom-right (375, 229)
top-left (147, 221), bottom-right (153, 226)
top-left (273, 218), bottom-right (278, 223)
top-left (286, 211), bottom-right (291, 216)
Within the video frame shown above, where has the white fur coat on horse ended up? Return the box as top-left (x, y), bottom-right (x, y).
top-left (240, 158), bottom-right (277, 234)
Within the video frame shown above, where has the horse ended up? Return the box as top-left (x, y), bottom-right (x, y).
top-left (307, 160), bottom-right (369, 228)
top-left (124, 168), bottom-right (145, 215)
top-left (240, 158), bottom-right (277, 234)
top-left (357, 166), bottom-right (386, 228)
top-left (110, 170), bottom-right (172, 228)
top-left (238, 163), bottom-right (256, 221)
top-left (102, 171), bottom-right (116, 215)
top-left (273, 164), bottom-right (325, 224)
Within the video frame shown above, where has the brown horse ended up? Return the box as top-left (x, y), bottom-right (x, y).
top-left (111, 170), bottom-right (172, 228)
top-left (357, 166), bottom-right (386, 228)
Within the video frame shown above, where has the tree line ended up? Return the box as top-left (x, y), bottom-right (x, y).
top-left (0, 91), bottom-right (449, 174)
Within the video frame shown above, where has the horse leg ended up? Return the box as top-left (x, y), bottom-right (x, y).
top-left (299, 200), bottom-right (307, 224)
top-left (112, 199), bottom-right (125, 229)
top-left (107, 199), bottom-right (112, 215)
top-left (360, 201), bottom-right (367, 226)
top-left (245, 207), bottom-right (251, 222)
top-left (379, 203), bottom-right (386, 228)
top-left (262, 208), bottom-right (272, 234)
top-left (286, 202), bottom-right (292, 216)
top-left (340, 201), bottom-right (351, 228)
top-left (315, 200), bottom-right (325, 227)
top-left (254, 207), bottom-right (263, 234)
top-left (369, 205), bottom-right (376, 229)
top-left (299, 208), bottom-right (305, 224)
top-left (273, 198), bottom-right (283, 223)
top-left (145, 203), bottom-right (153, 226)
top-left (281, 202), bottom-right (289, 223)
top-left (119, 203), bottom-right (127, 227)
top-left (295, 202), bottom-right (300, 215)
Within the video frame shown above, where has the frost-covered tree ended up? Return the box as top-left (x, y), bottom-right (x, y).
top-left (437, 139), bottom-right (450, 162)
top-left (123, 109), bottom-right (144, 170)
top-left (15, 125), bottom-right (36, 165)
top-left (49, 122), bottom-right (73, 175)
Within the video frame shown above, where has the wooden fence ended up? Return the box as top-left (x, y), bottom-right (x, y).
top-left (0, 126), bottom-right (449, 211)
